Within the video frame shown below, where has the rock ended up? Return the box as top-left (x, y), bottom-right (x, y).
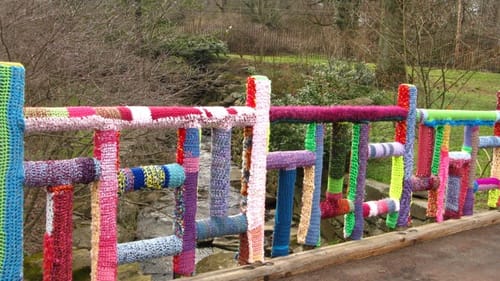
top-left (73, 223), bottom-right (92, 249)
top-left (73, 248), bottom-right (90, 272)
top-left (118, 263), bottom-right (152, 281)
top-left (196, 252), bottom-right (238, 274)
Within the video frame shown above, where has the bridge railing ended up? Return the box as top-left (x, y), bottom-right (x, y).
top-left (1, 61), bottom-right (499, 280)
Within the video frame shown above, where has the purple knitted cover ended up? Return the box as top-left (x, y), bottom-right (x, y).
top-left (270, 106), bottom-right (407, 123)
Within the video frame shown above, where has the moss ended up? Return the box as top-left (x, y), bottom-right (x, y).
top-left (24, 253), bottom-right (43, 281)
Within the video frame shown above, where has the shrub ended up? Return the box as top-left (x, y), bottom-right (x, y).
top-left (270, 60), bottom-right (385, 152)
top-left (161, 35), bottom-right (228, 69)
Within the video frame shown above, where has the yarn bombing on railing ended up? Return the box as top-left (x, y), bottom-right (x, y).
top-left (3, 60), bottom-right (500, 281)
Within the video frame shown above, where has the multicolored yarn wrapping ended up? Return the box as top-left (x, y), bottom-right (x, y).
top-left (320, 122), bottom-right (350, 219)
top-left (426, 126), bottom-right (444, 218)
top-left (44, 185), bottom-right (73, 281)
top-left (363, 198), bottom-right (399, 218)
top-left (305, 124), bottom-right (324, 246)
top-left (24, 157), bottom-right (100, 187)
top-left (0, 62), bottom-right (24, 281)
top-left (478, 136), bottom-right (500, 148)
top-left (344, 123), bottom-right (369, 239)
top-left (411, 175), bottom-right (440, 191)
top-left (174, 128), bottom-right (199, 276)
top-left (489, 90), bottom-right (500, 208)
top-left (445, 153), bottom-right (471, 219)
top-left (369, 142), bottom-right (405, 158)
top-left (435, 126), bottom-right (451, 222)
top-left (239, 76), bottom-right (270, 264)
top-left (91, 130), bottom-right (119, 281)
top-left (418, 109), bottom-right (499, 127)
top-left (117, 163), bottom-right (185, 194)
top-left (24, 106), bottom-right (256, 132)
top-left (474, 178), bottom-right (500, 192)
top-left (296, 124), bottom-right (319, 245)
top-left (395, 84), bottom-right (417, 227)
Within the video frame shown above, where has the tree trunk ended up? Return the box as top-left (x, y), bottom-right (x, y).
top-left (375, 0), bottom-right (407, 89)
top-left (454, 0), bottom-right (464, 68)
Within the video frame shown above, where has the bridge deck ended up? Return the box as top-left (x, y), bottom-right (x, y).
top-left (187, 211), bottom-right (500, 281)
top-left (280, 216), bottom-right (500, 281)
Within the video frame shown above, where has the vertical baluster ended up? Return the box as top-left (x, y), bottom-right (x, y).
top-left (91, 130), bottom-right (119, 281)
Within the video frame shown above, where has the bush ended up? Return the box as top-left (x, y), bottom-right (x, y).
top-left (277, 60), bottom-right (384, 106)
top-left (161, 35), bottom-right (228, 69)
top-left (270, 60), bottom-right (385, 152)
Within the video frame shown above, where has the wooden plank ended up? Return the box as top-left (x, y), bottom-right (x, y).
top-left (185, 211), bottom-right (500, 281)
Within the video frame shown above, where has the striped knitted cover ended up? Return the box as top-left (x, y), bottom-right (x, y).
top-left (489, 91), bottom-right (500, 208)
top-left (24, 106), bottom-right (256, 132)
top-left (344, 123), bottom-right (369, 240)
top-left (44, 185), bottom-right (73, 281)
top-left (305, 124), bottom-right (324, 246)
top-left (436, 126), bottom-right (451, 222)
top-left (0, 62), bottom-right (25, 281)
top-left (239, 76), bottom-right (270, 264)
top-left (320, 122), bottom-right (351, 218)
top-left (393, 84), bottom-right (417, 228)
top-left (91, 130), bottom-right (120, 281)
top-left (174, 128), bottom-right (200, 276)
top-left (427, 126), bottom-right (444, 218)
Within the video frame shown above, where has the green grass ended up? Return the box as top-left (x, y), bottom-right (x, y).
top-left (227, 53), bottom-right (328, 65)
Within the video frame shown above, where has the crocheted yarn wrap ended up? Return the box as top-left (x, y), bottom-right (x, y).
top-left (0, 62), bottom-right (24, 281)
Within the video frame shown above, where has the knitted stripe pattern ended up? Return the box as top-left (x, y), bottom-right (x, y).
top-left (419, 109), bottom-right (498, 127)
top-left (272, 169), bottom-right (296, 257)
top-left (91, 130), bottom-right (119, 281)
top-left (363, 198), bottom-right (399, 217)
top-left (43, 185), bottom-right (73, 281)
top-left (320, 122), bottom-right (350, 219)
top-left (426, 126), bottom-right (444, 218)
top-left (0, 62), bottom-right (24, 281)
top-left (239, 76), bottom-right (270, 264)
top-left (478, 136), bottom-right (500, 148)
top-left (489, 90), bottom-right (500, 207)
top-left (436, 126), bottom-right (450, 222)
top-left (369, 142), bottom-right (405, 158)
top-left (210, 128), bottom-right (231, 217)
top-left (173, 128), bottom-right (199, 276)
top-left (344, 124), bottom-right (369, 239)
top-left (118, 163), bottom-right (185, 194)
top-left (24, 106), bottom-right (257, 132)
top-left (396, 84), bottom-right (417, 227)
top-left (270, 105), bottom-right (408, 123)
top-left (24, 157), bottom-right (99, 187)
